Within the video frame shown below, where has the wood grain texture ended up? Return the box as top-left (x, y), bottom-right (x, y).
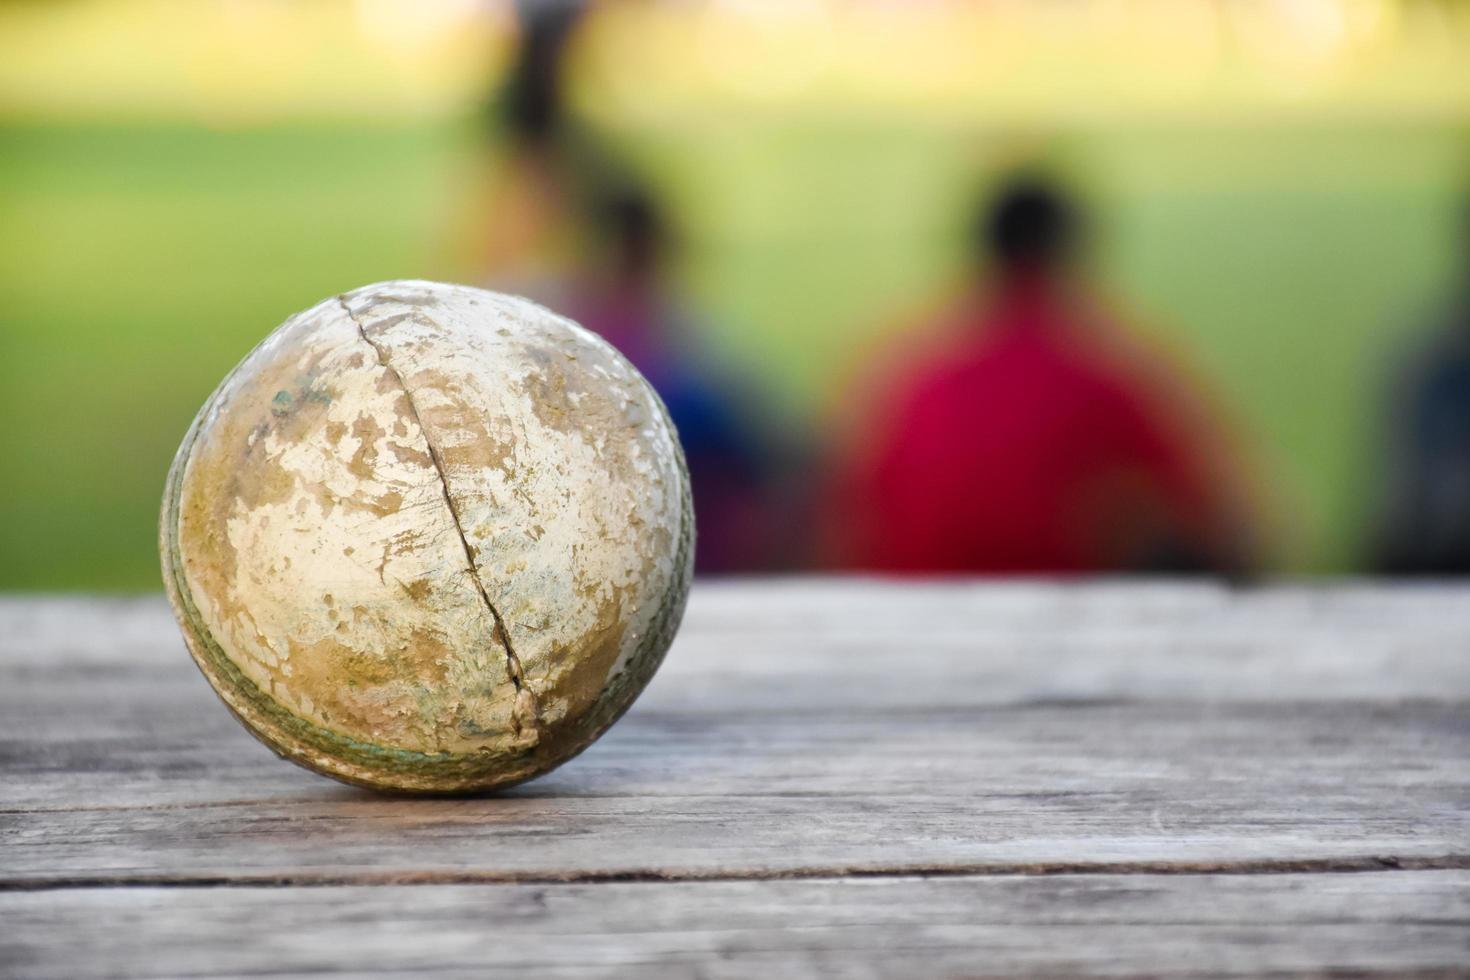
top-left (8, 580), bottom-right (1470, 702)
top-left (3, 697), bottom-right (1468, 883)
top-left (4, 873), bottom-right (1469, 979)
top-left (2, 582), bottom-right (1468, 976)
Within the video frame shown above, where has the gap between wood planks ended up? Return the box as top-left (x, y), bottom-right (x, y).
top-left (4, 854), bottom-right (1468, 893)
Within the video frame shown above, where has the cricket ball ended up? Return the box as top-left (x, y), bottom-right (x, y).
top-left (160, 280), bottom-right (692, 792)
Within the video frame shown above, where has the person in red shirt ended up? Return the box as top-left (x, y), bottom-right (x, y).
top-left (832, 176), bottom-right (1256, 575)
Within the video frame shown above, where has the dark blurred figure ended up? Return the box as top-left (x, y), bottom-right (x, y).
top-left (469, 0), bottom-right (621, 300)
top-left (567, 189), bottom-right (787, 574)
top-left (1370, 199), bottom-right (1470, 574)
top-left (830, 175), bottom-right (1255, 575)
top-left (498, 0), bottom-right (583, 154)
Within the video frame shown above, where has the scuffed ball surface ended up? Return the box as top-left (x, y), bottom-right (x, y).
top-left (160, 281), bottom-right (692, 792)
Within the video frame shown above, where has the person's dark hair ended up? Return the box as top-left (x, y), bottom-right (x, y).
top-left (594, 187), bottom-right (666, 277)
top-left (978, 176), bottom-right (1081, 272)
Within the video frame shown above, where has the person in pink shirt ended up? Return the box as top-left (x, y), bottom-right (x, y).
top-left (832, 176), bottom-right (1257, 575)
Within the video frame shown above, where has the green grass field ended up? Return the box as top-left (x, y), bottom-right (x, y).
top-left (1, 115), bottom-right (1464, 588)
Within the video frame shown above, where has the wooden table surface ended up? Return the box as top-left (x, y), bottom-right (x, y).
top-left (3, 581), bottom-right (1468, 978)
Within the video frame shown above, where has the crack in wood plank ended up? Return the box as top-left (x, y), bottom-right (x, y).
top-left (5, 854), bottom-right (1469, 892)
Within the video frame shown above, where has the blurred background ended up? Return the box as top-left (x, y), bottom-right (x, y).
top-left (3, 0), bottom-right (1469, 588)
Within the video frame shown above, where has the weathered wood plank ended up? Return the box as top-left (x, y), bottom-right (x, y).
top-left (3, 585), bottom-right (1468, 882)
top-left (6, 653), bottom-right (1469, 812)
top-left (5, 872), bottom-right (1469, 979)
top-left (6, 582), bottom-right (1470, 704)
top-left (3, 698), bottom-right (1466, 882)
top-left (2, 585), bottom-right (1468, 975)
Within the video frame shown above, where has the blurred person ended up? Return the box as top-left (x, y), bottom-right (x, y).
top-left (463, 2), bottom-right (792, 572)
top-left (566, 188), bottom-right (789, 574)
top-left (1369, 197), bottom-right (1470, 574)
top-left (828, 175), bottom-right (1256, 575)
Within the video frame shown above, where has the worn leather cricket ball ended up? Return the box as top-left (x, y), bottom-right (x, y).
top-left (160, 280), bottom-right (693, 792)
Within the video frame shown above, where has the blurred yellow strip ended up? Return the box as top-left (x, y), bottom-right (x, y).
top-left (0, 0), bottom-right (511, 123)
top-left (0, 0), bottom-right (1467, 123)
top-left (574, 0), bottom-right (1470, 124)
